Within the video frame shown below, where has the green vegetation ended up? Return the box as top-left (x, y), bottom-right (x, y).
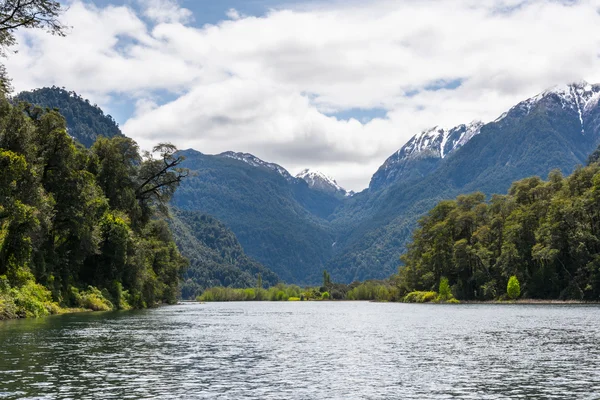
top-left (169, 209), bottom-right (279, 299)
top-left (398, 162), bottom-right (600, 301)
top-left (507, 276), bottom-right (521, 300)
top-left (327, 100), bottom-right (599, 283)
top-left (197, 275), bottom-right (402, 302)
top-left (403, 291), bottom-right (438, 303)
top-left (0, 94), bottom-right (188, 320)
top-left (14, 87), bottom-right (123, 148)
top-left (172, 149), bottom-right (340, 284)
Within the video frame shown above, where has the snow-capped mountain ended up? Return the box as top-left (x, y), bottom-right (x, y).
top-left (496, 81), bottom-right (600, 134)
top-left (296, 169), bottom-right (352, 196)
top-left (369, 120), bottom-right (484, 190)
top-left (219, 151), bottom-right (294, 181)
top-left (370, 81), bottom-right (600, 191)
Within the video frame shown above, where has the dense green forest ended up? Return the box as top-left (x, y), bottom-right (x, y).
top-left (0, 96), bottom-right (188, 319)
top-left (14, 87), bottom-right (123, 148)
top-left (397, 162), bottom-right (600, 301)
top-left (169, 208), bottom-right (279, 299)
top-left (173, 149), bottom-right (338, 283)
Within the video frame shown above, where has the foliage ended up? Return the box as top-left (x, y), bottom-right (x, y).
top-left (169, 209), bottom-right (279, 299)
top-left (507, 276), bottom-right (521, 300)
top-left (398, 163), bottom-right (600, 301)
top-left (438, 277), bottom-right (452, 301)
top-left (172, 149), bottom-right (341, 284)
top-left (327, 95), bottom-right (600, 282)
top-left (0, 1), bottom-right (65, 53)
top-left (14, 87), bottom-right (123, 147)
top-left (403, 291), bottom-right (438, 303)
top-left (0, 93), bottom-right (188, 319)
top-left (70, 286), bottom-right (113, 312)
top-left (198, 278), bottom-right (401, 302)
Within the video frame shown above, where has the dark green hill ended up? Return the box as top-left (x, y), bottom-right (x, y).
top-left (14, 87), bottom-right (123, 148)
top-left (170, 209), bottom-right (279, 299)
top-left (171, 150), bottom-right (341, 284)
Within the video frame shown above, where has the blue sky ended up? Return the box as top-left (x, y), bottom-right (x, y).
top-left (7, 0), bottom-right (600, 190)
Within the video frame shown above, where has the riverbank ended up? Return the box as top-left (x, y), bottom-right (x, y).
top-left (0, 281), bottom-right (123, 321)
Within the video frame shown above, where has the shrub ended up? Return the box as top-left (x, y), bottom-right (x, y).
top-left (0, 293), bottom-right (17, 320)
top-left (404, 291), bottom-right (438, 303)
top-left (438, 277), bottom-right (452, 301)
top-left (288, 297), bottom-right (300, 301)
top-left (321, 291), bottom-right (330, 300)
top-left (72, 286), bottom-right (114, 311)
top-left (507, 276), bottom-right (521, 300)
top-left (11, 280), bottom-right (61, 318)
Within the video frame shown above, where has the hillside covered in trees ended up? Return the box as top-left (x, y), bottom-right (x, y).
top-left (14, 87), bottom-right (123, 148)
top-left (397, 158), bottom-right (600, 301)
top-left (170, 208), bottom-right (279, 299)
top-left (0, 95), bottom-right (187, 319)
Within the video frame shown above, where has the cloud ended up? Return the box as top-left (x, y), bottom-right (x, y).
top-left (6, 0), bottom-right (600, 190)
top-left (138, 0), bottom-right (193, 24)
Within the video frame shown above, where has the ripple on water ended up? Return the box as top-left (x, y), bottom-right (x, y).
top-left (1, 302), bottom-right (600, 399)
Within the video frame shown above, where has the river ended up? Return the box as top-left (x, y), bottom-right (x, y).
top-left (1, 302), bottom-right (599, 399)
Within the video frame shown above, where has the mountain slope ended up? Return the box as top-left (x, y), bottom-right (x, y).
top-left (171, 150), bottom-right (342, 283)
top-left (327, 81), bottom-right (600, 282)
top-left (14, 87), bottom-right (123, 148)
top-left (296, 168), bottom-right (352, 197)
top-left (170, 209), bottom-right (279, 299)
top-left (369, 121), bottom-right (483, 190)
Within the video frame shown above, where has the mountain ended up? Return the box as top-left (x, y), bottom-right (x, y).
top-left (296, 169), bottom-right (353, 197)
top-left (20, 81), bottom-right (600, 286)
top-left (169, 208), bottom-right (279, 299)
top-left (13, 87), bottom-right (123, 148)
top-left (369, 121), bottom-right (483, 190)
top-left (326, 81), bottom-right (600, 281)
top-left (171, 149), bottom-right (343, 283)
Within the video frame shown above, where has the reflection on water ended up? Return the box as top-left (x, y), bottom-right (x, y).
top-left (1, 302), bottom-right (599, 399)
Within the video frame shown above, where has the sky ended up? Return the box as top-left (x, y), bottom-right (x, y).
top-left (6, 0), bottom-right (600, 191)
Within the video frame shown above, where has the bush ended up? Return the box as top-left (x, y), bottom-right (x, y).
top-left (507, 276), bottom-right (521, 300)
top-left (438, 277), bottom-right (451, 301)
top-left (10, 280), bottom-right (61, 318)
top-left (404, 291), bottom-right (438, 303)
top-left (0, 293), bottom-right (17, 320)
top-left (288, 297), bottom-right (300, 301)
top-left (321, 291), bottom-right (330, 300)
top-left (72, 286), bottom-right (114, 311)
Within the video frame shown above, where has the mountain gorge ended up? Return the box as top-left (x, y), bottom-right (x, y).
top-left (18, 82), bottom-right (600, 286)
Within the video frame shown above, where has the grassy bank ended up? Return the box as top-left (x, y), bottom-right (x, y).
top-left (196, 281), bottom-right (461, 303)
top-left (0, 275), bottom-right (130, 321)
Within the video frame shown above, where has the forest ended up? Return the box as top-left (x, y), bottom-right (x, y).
top-left (0, 96), bottom-right (188, 319)
top-left (398, 161), bottom-right (600, 301)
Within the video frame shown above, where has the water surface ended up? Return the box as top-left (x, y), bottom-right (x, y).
top-left (1, 302), bottom-right (599, 399)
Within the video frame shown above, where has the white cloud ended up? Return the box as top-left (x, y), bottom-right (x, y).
top-left (6, 0), bottom-right (600, 190)
top-left (138, 0), bottom-right (193, 24)
top-left (226, 8), bottom-right (242, 20)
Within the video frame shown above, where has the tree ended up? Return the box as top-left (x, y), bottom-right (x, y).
top-left (322, 270), bottom-right (331, 287)
top-left (256, 273), bottom-right (262, 289)
top-left (0, 1), bottom-right (66, 93)
top-left (438, 277), bottom-right (451, 301)
top-left (507, 275), bottom-right (521, 300)
top-left (135, 143), bottom-right (189, 226)
top-left (0, 0), bottom-right (66, 51)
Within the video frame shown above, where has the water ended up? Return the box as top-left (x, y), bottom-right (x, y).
top-left (1, 302), bottom-right (600, 399)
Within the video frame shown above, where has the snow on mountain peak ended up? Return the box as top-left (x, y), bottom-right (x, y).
top-left (495, 81), bottom-right (600, 134)
top-left (392, 120), bottom-right (483, 163)
top-left (296, 168), bottom-right (349, 195)
top-left (220, 151), bottom-right (293, 180)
